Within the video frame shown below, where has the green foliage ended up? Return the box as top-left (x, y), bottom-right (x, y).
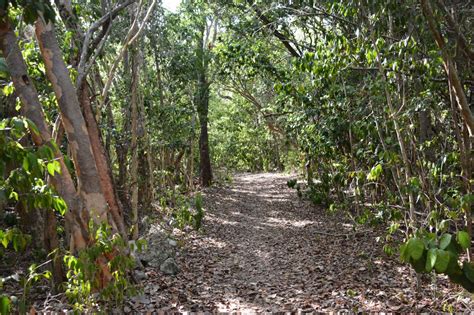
top-left (0, 221), bottom-right (37, 314)
top-left (171, 193), bottom-right (205, 231)
top-left (401, 231), bottom-right (474, 292)
top-left (0, 228), bottom-right (29, 252)
top-left (286, 179), bottom-right (297, 189)
top-left (18, 262), bottom-right (52, 313)
top-left (2, 0), bottom-right (56, 24)
top-left (0, 117), bottom-right (67, 216)
top-left (63, 222), bottom-right (144, 311)
top-left (0, 296), bottom-right (10, 315)
top-left (193, 193), bottom-right (204, 230)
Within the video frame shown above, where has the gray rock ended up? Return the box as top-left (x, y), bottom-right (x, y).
top-left (138, 222), bottom-right (181, 274)
top-left (133, 270), bottom-right (148, 281)
top-left (132, 294), bottom-right (150, 304)
top-left (141, 216), bottom-right (151, 233)
top-left (147, 251), bottom-right (170, 268)
top-left (160, 258), bottom-right (179, 275)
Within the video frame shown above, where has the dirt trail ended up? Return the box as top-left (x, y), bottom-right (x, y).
top-left (131, 173), bottom-right (472, 312)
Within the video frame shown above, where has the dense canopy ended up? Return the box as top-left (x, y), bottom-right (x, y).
top-left (0, 0), bottom-right (473, 312)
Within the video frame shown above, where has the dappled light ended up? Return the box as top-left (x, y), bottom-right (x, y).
top-left (0, 0), bottom-right (473, 312)
top-left (127, 174), bottom-right (471, 312)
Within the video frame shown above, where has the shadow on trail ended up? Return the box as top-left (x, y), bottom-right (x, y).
top-left (132, 173), bottom-right (471, 313)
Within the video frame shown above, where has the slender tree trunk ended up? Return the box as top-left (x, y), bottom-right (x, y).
top-left (449, 79), bottom-right (473, 260)
top-left (420, 0), bottom-right (474, 136)
top-left (197, 84), bottom-right (212, 187)
top-left (195, 26), bottom-right (212, 187)
top-left (420, 0), bottom-right (473, 257)
top-left (139, 100), bottom-right (154, 208)
top-left (130, 41), bottom-right (140, 240)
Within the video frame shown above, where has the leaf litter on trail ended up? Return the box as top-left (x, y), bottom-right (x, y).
top-left (130, 173), bottom-right (474, 313)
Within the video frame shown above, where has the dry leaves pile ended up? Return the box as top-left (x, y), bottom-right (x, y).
top-left (128, 173), bottom-right (474, 312)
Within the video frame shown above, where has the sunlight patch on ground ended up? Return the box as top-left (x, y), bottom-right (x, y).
top-left (266, 217), bottom-right (316, 227)
top-left (195, 236), bottom-right (228, 249)
top-left (219, 195), bottom-right (240, 202)
top-left (253, 248), bottom-right (271, 260)
top-left (230, 188), bottom-right (258, 195)
top-left (206, 215), bottom-right (239, 226)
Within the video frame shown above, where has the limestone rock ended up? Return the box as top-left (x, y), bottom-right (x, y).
top-left (160, 258), bottom-right (179, 275)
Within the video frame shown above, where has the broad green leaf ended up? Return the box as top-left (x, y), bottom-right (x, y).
top-left (434, 250), bottom-right (450, 273)
top-left (463, 261), bottom-right (474, 283)
top-left (439, 233), bottom-right (452, 250)
top-left (8, 191), bottom-right (18, 201)
top-left (425, 248), bottom-right (437, 272)
top-left (22, 156), bottom-right (30, 172)
top-left (47, 160), bottom-right (61, 176)
top-left (412, 252), bottom-right (427, 273)
top-left (407, 238), bottom-right (424, 260)
top-left (0, 238), bottom-right (7, 249)
top-left (399, 243), bottom-right (409, 262)
top-left (52, 197), bottom-right (67, 215)
top-left (445, 251), bottom-right (462, 276)
top-left (457, 231), bottom-right (470, 250)
top-left (0, 296), bottom-right (10, 315)
top-left (367, 163), bottom-right (383, 181)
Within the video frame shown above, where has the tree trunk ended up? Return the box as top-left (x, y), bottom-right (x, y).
top-left (78, 82), bottom-right (127, 240)
top-left (35, 19), bottom-right (111, 232)
top-left (130, 42), bottom-right (140, 240)
top-left (0, 16), bottom-right (88, 285)
top-left (420, 0), bottom-right (474, 136)
top-left (195, 26), bottom-right (212, 187)
top-left (197, 83), bottom-right (212, 187)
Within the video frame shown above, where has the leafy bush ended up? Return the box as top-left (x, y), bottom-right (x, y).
top-left (0, 117), bottom-right (67, 216)
top-left (171, 193), bottom-right (205, 231)
top-left (63, 222), bottom-right (145, 311)
top-left (401, 231), bottom-right (474, 291)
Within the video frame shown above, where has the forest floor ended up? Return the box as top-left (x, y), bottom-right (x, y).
top-left (129, 173), bottom-right (474, 313)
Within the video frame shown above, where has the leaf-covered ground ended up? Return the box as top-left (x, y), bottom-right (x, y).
top-left (129, 173), bottom-right (474, 312)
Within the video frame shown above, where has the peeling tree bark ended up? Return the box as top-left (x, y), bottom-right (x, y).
top-left (0, 16), bottom-right (91, 285)
top-left (52, 1), bottom-right (128, 240)
top-left (79, 82), bottom-right (127, 240)
top-left (35, 18), bottom-right (110, 226)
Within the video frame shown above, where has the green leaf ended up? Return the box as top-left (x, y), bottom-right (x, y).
top-left (25, 118), bottom-right (39, 137)
top-left (463, 261), bottom-right (474, 283)
top-left (52, 197), bottom-right (67, 215)
top-left (445, 251), bottom-right (462, 276)
top-left (47, 160), bottom-right (61, 176)
top-left (457, 231), bottom-right (470, 250)
top-left (8, 191), bottom-right (18, 201)
top-left (425, 248), bottom-right (437, 272)
top-left (407, 238), bottom-right (424, 260)
top-left (412, 252), bottom-right (427, 273)
top-left (399, 243), bottom-right (409, 262)
top-left (0, 57), bottom-right (9, 79)
top-left (439, 233), bottom-right (452, 250)
top-left (22, 156), bottom-right (30, 172)
top-left (0, 296), bottom-right (10, 315)
top-left (367, 163), bottom-right (383, 181)
top-left (434, 250), bottom-right (450, 273)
